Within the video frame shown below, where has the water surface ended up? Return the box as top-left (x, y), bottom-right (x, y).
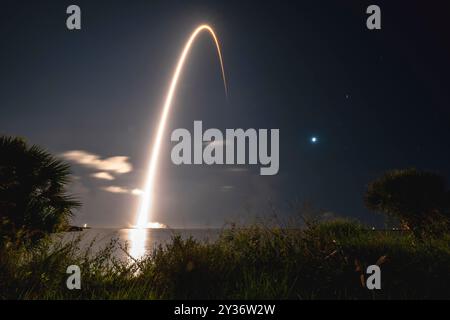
top-left (61, 228), bottom-right (221, 261)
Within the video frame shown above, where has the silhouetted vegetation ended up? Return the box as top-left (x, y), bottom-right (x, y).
top-left (0, 140), bottom-right (449, 300)
top-left (365, 168), bottom-right (450, 237)
top-left (0, 136), bottom-right (80, 244)
top-left (0, 220), bottom-right (449, 299)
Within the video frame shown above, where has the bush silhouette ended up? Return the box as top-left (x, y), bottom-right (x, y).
top-left (0, 136), bottom-right (80, 243)
top-left (364, 168), bottom-right (450, 236)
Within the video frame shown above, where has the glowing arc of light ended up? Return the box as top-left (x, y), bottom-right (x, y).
top-left (135, 24), bottom-right (227, 228)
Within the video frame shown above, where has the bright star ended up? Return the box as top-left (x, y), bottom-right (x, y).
top-left (311, 136), bottom-right (318, 143)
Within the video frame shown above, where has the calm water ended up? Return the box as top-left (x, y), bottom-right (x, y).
top-left (61, 228), bottom-right (221, 261)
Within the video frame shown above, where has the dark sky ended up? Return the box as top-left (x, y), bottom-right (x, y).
top-left (1, 0), bottom-right (450, 228)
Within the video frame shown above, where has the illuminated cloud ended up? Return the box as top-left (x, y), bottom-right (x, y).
top-left (61, 150), bottom-right (132, 174)
top-left (131, 188), bottom-right (143, 196)
top-left (102, 186), bottom-right (142, 196)
top-left (102, 186), bottom-right (128, 194)
top-left (145, 222), bottom-right (167, 229)
top-left (91, 172), bottom-right (115, 180)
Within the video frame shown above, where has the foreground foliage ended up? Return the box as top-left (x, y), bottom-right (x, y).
top-left (1, 220), bottom-right (449, 300)
top-left (0, 136), bottom-right (80, 244)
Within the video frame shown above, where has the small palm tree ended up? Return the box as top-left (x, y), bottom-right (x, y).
top-left (0, 136), bottom-right (80, 242)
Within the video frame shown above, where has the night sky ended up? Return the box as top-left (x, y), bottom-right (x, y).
top-left (1, 0), bottom-right (450, 228)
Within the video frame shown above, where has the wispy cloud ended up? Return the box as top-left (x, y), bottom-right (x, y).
top-left (61, 150), bottom-right (132, 174)
top-left (130, 188), bottom-right (143, 196)
top-left (102, 186), bottom-right (128, 194)
top-left (102, 186), bottom-right (142, 196)
top-left (91, 172), bottom-right (115, 180)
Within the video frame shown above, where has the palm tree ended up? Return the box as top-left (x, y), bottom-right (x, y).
top-left (0, 136), bottom-right (80, 242)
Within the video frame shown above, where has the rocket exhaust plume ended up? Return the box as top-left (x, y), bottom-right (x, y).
top-left (135, 25), bottom-right (227, 228)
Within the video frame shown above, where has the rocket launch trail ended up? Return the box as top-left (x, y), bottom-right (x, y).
top-left (135, 25), bottom-right (227, 228)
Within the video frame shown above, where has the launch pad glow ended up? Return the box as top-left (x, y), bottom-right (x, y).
top-left (135, 25), bottom-right (227, 229)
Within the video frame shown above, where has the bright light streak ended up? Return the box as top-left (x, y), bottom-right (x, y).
top-left (135, 25), bottom-right (227, 228)
top-left (128, 228), bottom-right (147, 260)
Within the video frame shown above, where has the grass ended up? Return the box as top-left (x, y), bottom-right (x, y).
top-left (1, 219), bottom-right (449, 300)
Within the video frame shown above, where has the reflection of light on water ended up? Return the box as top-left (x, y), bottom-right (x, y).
top-left (128, 228), bottom-right (147, 261)
top-left (128, 223), bottom-right (167, 261)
